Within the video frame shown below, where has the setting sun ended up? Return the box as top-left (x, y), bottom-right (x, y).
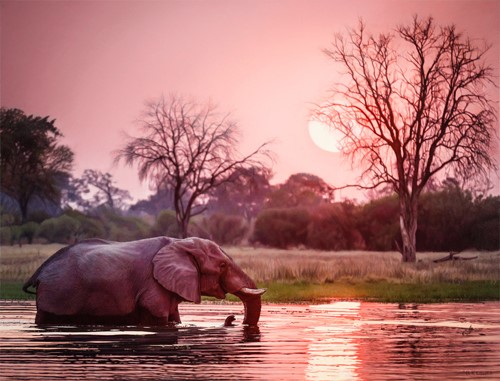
top-left (308, 120), bottom-right (343, 153)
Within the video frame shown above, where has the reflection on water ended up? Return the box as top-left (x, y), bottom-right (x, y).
top-left (306, 302), bottom-right (361, 380)
top-left (1, 301), bottom-right (499, 380)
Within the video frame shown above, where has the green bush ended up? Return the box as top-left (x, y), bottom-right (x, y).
top-left (202, 213), bottom-right (249, 245)
top-left (415, 185), bottom-right (499, 251)
top-left (8, 225), bottom-right (22, 245)
top-left (253, 208), bottom-right (310, 248)
top-left (470, 196), bottom-right (499, 250)
top-left (39, 214), bottom-right (80, 243)
top-left (78, 217), bottom-right (106, 239)
top-left (307, 203), bottom-right (366, 251)
top-left (357, 195), bottom-right (400, 251)
top-left (98, 209), bottom-right (152, 241)
top-left (0, 211), bottom-right (17, 226)
top-left (20, 221), bottom-right (39, 244)
top-left (472, 219), bottom-right (499, 250)
top-left (27, 210), bottom-right (51, 224)
top-left (417, 186), bottom-right (475, 251)
top-left (153, 210), bottom-right (180, 238)
top-left (107, 220), bottom-right (150, 241)
top-left (0, 226), bottom-right (12, 245)
top-left (64, 210), bottom-right (106, 240)
top-left (187, 216), bottom-right (211, 239)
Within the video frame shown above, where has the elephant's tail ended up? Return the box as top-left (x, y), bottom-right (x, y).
top-left (22, 277), bottom-right (38, 295)
top-left (21, 243), bottom-right (76, 295)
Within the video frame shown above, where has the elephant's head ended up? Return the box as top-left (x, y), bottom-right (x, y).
top-left (152, 237), bottom-right (265, 326)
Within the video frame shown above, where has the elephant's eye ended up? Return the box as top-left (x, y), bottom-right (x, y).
top-left (220, 262), bottom-right (228, 270)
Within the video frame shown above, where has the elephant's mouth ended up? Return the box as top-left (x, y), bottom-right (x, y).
top-left (233, 287), bottom-right (266, 326)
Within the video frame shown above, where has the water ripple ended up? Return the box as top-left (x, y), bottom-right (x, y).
top-left (1, 301), bottom-right (499, 380)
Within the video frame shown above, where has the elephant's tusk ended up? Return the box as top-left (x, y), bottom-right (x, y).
top-left (239, 287), bottom-right (267, 296)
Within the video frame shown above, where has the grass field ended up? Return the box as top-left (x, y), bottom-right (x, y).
top-left (1, 244), bottom-right (499, 302)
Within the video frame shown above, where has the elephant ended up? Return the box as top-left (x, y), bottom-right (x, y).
top-left (23, 237), bottom-right (266, 326)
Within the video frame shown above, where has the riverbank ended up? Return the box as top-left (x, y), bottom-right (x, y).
top-left (2, 279), bottom-right (498, 303)
top-left (1, 244), bottom-right (499, 303)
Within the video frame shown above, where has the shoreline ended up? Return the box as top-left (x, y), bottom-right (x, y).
top-left (2, 279), bottom-right (498, 304)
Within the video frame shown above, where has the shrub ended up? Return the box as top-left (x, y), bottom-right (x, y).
top-left (0, 226), bottom-right (12, 245)
top-left (64, 210), bottom-right (106, 240)
top-left (307, 203), bottom-right (366, 251)
top-left (202, 213), bottom-right (249, 245)
top-left (20, 221), bottom-right (39, 244)
top-left (470, 196), bottom-right (500, 250)
top-left (7, 225), bottom-right (22, 245)
top-left (185, 216), bottom-right (210, 239)
top-left (0, 211), bottom-right (17, 226)
top-left (357, 195), bottom-right (400, 251)
top-left (78, 217), bottom-right (106, 239)
top-left (39, 214), bottom-right (80, 243)
top-left (106, 219), bottom-right (151, 241)
top-left (417, 186), bottom-right (475, 251)
top-left (253, 208), bottom-right (310, 248)
top-left (97, 209), bottom-right (152, 241)
top-left (153, 210), bottom-right (180, 238)
top-left (27, 210), bottom-right (51, 224)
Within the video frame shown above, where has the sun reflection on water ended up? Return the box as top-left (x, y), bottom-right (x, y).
top-left (306, 302), bottom-right (361, 380)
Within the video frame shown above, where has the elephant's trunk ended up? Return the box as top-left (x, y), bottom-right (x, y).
top-left (234, 289), bottom-right (264, 326)
top-left (224, 262), bottom-right (266, 326)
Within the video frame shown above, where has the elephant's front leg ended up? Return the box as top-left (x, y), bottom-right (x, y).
top-left (138, 286), bottom-right (182, 325)
top-left (168, 304), bottom-right (181, 324)
top-left (136, 308), bottom-right (169, 326)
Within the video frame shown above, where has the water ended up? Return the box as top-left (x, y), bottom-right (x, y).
top-left (1, 301), bottom-right (499, 380)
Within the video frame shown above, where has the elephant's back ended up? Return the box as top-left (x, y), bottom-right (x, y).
top-left (31, 237), bottom-right (172, 283)
top-left (104, 236), bottom-right (173, 258)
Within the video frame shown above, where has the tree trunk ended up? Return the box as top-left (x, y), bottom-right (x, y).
top-left (173, 198), bottom-right (188, 238)
top-left (180, 219), bottom-right (189, 238)
top-left (174, 211), bottom-right (189, 238)
top-left (19, 197), bottom-right (29, 223)
top-left (399, 198), bottom-right (418, 263)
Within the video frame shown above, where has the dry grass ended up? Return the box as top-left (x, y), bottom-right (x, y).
top-left (0, 244), bottom-right (63, 282)
top-left (1, 244), bottom-right (499, 286)
top-left (226, 247), bottom-right (500, 285)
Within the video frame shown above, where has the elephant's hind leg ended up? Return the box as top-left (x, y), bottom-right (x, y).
top-left (35, 310), bottom-right (73, 325)
top-left (35, 310), bottom-right (50, 325)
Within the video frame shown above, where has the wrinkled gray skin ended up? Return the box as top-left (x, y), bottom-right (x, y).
top-left (23, 237), bottom-right (265, 326)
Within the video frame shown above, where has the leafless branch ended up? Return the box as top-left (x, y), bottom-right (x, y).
top-left (116, 95), bottom-right (273, 237)
top-left (315, 16), bottom-right (497, 262)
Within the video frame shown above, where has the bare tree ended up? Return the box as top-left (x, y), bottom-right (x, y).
top-left (116, 95), bottom-right (271, 238)
top-left (316, 16), bottom-right (497, 262)
top-left (75, 169), bottom-right (132, 211)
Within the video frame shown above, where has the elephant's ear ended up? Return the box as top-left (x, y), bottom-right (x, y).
top-left (152, 240), bottom-right (201, 303)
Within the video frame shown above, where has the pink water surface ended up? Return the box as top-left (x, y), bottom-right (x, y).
top-left (1, 301), bottom-right (499, 380)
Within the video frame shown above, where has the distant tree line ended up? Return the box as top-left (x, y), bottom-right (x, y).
top-left (1, 105), bottom-right (498, 253)
top-left (1, 164), bottom-right (498, 251)
top-left (251, 178), bottom-right (499, 251)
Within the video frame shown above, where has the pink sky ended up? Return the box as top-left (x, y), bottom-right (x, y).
top-left (1, 0), bottom-right (499, 202)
